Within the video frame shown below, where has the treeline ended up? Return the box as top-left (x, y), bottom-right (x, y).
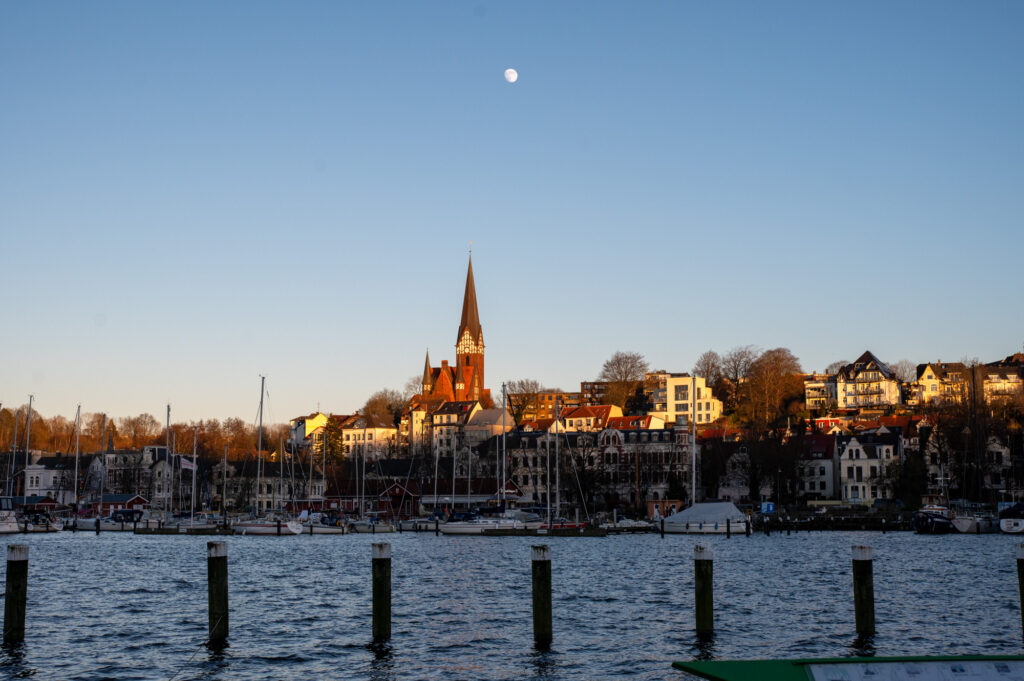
top-left (0, 407), bottom-right (289, 461)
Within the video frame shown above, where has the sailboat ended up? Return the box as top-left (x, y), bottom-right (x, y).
top-left (233, 377), bottom-right (301, 536)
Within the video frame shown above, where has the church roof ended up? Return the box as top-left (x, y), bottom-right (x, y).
top-left (457, 256), bottom-right (483, 346)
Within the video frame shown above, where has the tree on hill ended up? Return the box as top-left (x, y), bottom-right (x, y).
top-left (598, 351), bottom-right (649, 409)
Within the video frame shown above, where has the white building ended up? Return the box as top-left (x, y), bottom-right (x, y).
top-left (647, 372), bottom-right (722, 426)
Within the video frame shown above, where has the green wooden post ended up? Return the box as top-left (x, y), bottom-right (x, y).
top-left (694, 545), bottom-right (714, 636)
top-left (532, 545), bottom-right (552, 649)
top-left (3, 545), bottom-right (28, 644)
top-left (372, 543), bottom-right (391, 642)
top-left (852, 545), bottom-right (875, 637)
top-left (207, 541), bottom-right (229, 645)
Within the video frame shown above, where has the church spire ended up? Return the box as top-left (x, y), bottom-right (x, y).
top-left (457, 256), bottom-right (483, 346)
top-left (422, 349), bottom-right (433, 392)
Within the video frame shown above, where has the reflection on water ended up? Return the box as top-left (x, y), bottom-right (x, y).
top-left (0, 532), bottom-right (1021, 680)
top-left (0, 641), bottom-right (36, 679)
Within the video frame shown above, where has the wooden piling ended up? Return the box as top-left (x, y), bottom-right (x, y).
top-left (852, 545), bottom-right (875, 637)
top-left (532, 545), bottom-right (552, 649)
top-left (726, 518), bottom-right (731, 538)
top-left (745, 518), bottom-right (750, 537)
top-left (435, 518), bottom-right (439, 536)
top-left (276, 519), bottom-right (281, 536)
top-left (1017, 544), bottom-right (1024, 641)
top-left (207, 541), bottom-right (229, 645)
top-left (96, 516), bottom-right (101, 535)
top-left (694, 545), bottom-right (713, 637)
top-left (3, 545), bottom-right (28, 644)
top-left (372, 543), bottom-right (391, 642)
top-left (660, 518), bottom-right (665, 539)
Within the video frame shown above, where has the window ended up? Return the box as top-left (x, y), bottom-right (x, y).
top-left (847, 466), bottom-right (854, 479)
top-left (819, 481), bottom-right (827, 491)
top-left (819, 466), bottom-right (826, 476)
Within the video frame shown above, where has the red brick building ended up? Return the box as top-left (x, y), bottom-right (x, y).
top-left (419, 257), bottom-right (491, 405)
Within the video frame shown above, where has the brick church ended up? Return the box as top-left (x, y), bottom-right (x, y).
top-left (418, 257), bottom-right (492, 407)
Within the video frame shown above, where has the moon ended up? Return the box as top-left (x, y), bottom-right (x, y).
top-left (504, 68), bottom-right (518, 83)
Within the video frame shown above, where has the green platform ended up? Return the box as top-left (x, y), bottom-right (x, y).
top-left (673, 655), bottom-right (1024, 681)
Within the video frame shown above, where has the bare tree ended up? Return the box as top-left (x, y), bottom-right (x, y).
top-left (598, 351), bottom-right (649, 409)
top-left (693, 350), bottom-right (723, 386)
top-left (402, 374), bottom-right (423, 401)
top-left (721, 346), bottom-right (759, 383)
top-left (825, 360), bottom-right (849, 375)
top-left (892, 359), bottom-right (917, 384)
top-left (506, 379), bottom-right (544, 425)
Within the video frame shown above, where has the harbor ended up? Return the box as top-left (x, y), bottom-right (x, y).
top-left (2, 530), bottom-right (1024, 680)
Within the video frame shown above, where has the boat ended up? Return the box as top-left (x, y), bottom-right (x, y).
top-left (299, 512), bottom-right (347, 535)
top-left (913, 504), bottom-right (955, 534)
top-left (347, 512), bottom-right (396, 533)
top-left (1000, 503), bottom-right (1024, 534)
top-left (85, 508), bottom-right (151, 532)
top-left (600, 518), bottom-right (655, 533)
top-left (439, 513), bottom-right (533, 535)
top-left (951, 504), bottom-right (998, 534)
top-left (675, 655), bottom-right (1024, 680)
top-left (19, 511), bottom-right (64, 533)
top-left (398, 517), bottom-right (438, 531)
top-left (0, 498), bottom-right (25, 534)
top-left (233, 516), bottom-right (303, 535)
top-left (662, 502), bottom-right (749, 534)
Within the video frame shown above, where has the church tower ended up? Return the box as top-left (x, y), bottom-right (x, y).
top-left (454, 256), bottom-right (485, 401)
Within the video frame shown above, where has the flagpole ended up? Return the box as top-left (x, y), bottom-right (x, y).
top-left (191, 426), bottom-right (197, 523)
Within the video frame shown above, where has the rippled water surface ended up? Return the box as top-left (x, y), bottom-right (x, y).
top-left (0, 530), bottom-right (1021, 680)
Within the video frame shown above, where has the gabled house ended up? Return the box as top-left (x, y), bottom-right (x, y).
top-left (836, 351), bottom-right (901, 409)
top-left (836, 432), bottom-right (901, 506)
top-left (561, 405), bottom-right (621, 432)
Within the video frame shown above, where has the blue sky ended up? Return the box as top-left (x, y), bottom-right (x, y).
top-left (2, 2), bottom-right (1022, 423)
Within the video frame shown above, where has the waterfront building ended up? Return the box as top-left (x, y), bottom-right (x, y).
top-left (804, 373), bottom-right (838, 410)
top-left (837, 431), bottom-right (901, 506)
top-left (561, 405), bottom-right (621, 432)
top-left (502, 425), bottom-right (694, 512)
top-left (288, 412), bottom-right (329, 454)
top-left (836, 351), bottom-right (902, 409)
top-left (646, 372), bottom-right (723, 426)
top-left (340, 414), bottom-right (398, 459)
top-left (463, 408), bottom-right (514, 448)
top-left (431, 401), bottom-right (481, 459)
top-left (795, 434), bottom-right (840, 502)
top-left (22, 455), bottom-right (75, 505)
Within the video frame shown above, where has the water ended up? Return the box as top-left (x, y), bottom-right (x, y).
top-left (0, 530), bottom-right (1021, 680)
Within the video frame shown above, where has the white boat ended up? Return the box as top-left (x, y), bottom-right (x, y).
top-left (299, 512), bottom-right (347, 535)
top-left (347, 515), bottom-right (396, 533)
top-left (0, 498), bottom-right (21, 534)
top-left (398, 517), bottom-right (437, 531)
top-left (662, 502), bottom-right (749, 534)
top-left (20, 512), bottom-right (64, 533)
top-left (438, 515), bottom-right (531, 535)
top-left (233, 517), bottom-right (303, 535)
top-left (1001, 503), bottom-right (1024, 534)
top-left (952, 513), bottom-right (998, 534)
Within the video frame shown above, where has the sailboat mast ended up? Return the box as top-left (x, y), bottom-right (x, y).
top-left (191, 426), bottom-right (197, 521)
top-left (23, 395), bottom-right (33, 505)
top-left (691, 377), bottom-right (697, 507)
top-left (257, 375), bottom-right (265, 515)
top-left (555, 397), bottom-right (560, 521)
top-left (278, 435), bottom-right (283, 513)
top-left (8, 408), bottom-right (18, 497)
top-left (73, 404), bottom-right (81, 509)
top-left (501, 383), bottom-right (506, 506)
top-left (165, 404), bottom-right (171, 512)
